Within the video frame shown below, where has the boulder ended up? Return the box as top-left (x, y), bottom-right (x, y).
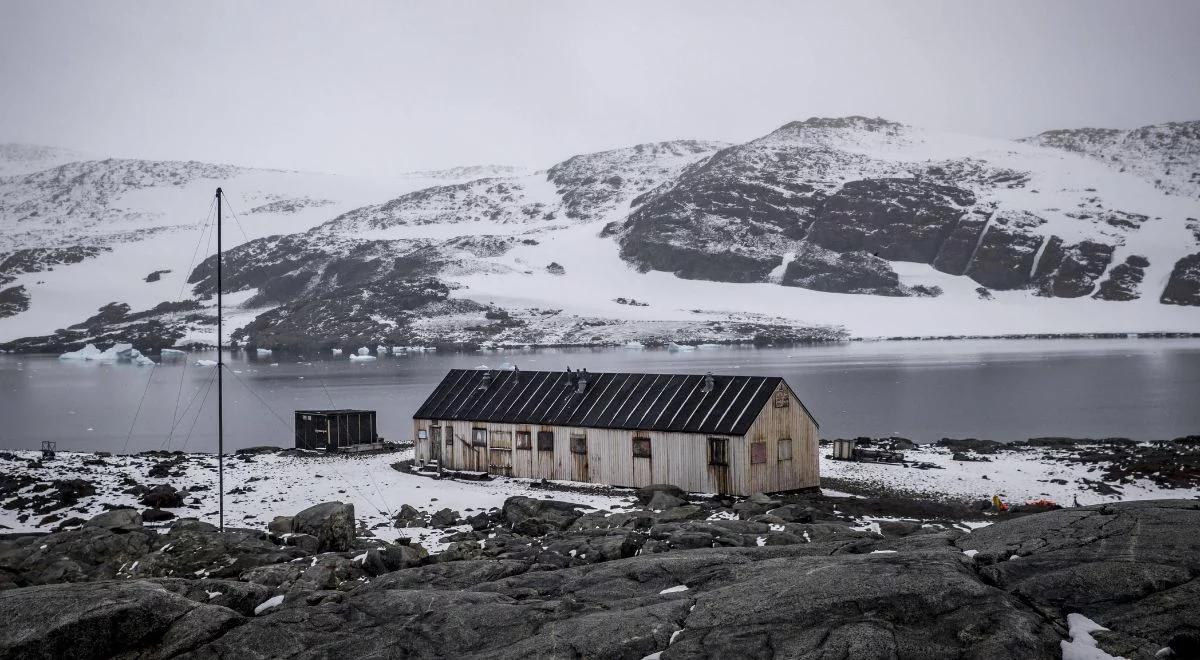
top-left (392, 504), bottom-right (428, 528)
top-left (141, 508), bottom-right (176, 522)
top-left (645, 490), bottom-right (685, 511)
top-left (0, 580), bottom-right (242, 659)
top-left (84, 508), bottom-right (143, 532)
top-left (501, 496), bottom-right (588, 533)
top-left (267, 515), bottom-right (294, 536)
top-left (636, 483), bottom-right (686, 505)
top-left (292, 502), bottom-right (356, 552)
top-left (139, 484), bottom-right (184, 508)
top-left (429, 508), bottom-right (462, 529)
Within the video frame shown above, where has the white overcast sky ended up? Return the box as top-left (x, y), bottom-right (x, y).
top-left (2, 0), bottom-right (1198, 176)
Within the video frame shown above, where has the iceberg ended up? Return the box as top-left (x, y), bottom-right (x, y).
top-left (349, 354), bottom-right (377, 362)
top-left (376, 345), bottom-right (389, 355)
top-left (160, 348), bottom-right (186, 358)
top-left (356, 347), bottom-right (370, 356)
top-left (256, 348), bottom-right (273, 356)
top-left (195, 359), bottom-right (218, 367)
top-left (60, 344), bottom-right (102, 360)
top-left (331, 348), bottom-right (343, 356)
top-left (667, 342), bottom-right (695, 352)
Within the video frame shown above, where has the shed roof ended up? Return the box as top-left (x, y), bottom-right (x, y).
top-left (413, 369), bottom-right (817, 435)
top-left (295, 409), bottom-right (375, 415)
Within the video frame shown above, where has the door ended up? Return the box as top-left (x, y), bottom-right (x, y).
top-left (632, 436), bottom-right (653, 486)
top-left (429, 426), bottom-right (441, 463)
top-left (569, 433), bottom-right (589, 482)
top-left (487, 431), bottom-right (513, 476)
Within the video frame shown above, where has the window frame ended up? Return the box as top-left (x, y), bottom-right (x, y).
top-left (750, 440), bottom-right (767, 464)
top-left (536, 431), bottom-right (554, 452)
top-left (777, 437), bottom-right (793, 461)
top-left (515, 431), bottom-right (532, 450)
top-left (471, 427), bottom-right (488, 447)
top-left (490, 430), bottom-right (512, 449)
top-left (708, 437), bottom-right (729, 466)
top-left (569, 433), bottom-right (587, 455)
top-left (632, 436), bottom-right (652, 458)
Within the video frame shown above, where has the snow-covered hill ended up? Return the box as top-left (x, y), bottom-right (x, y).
top-left (1, 119), bottom-right (1198, 354)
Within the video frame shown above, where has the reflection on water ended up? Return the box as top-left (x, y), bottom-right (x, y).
top-left (1, 338), bottom-right (1198, 453)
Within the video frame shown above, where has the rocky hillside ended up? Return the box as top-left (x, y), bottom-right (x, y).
top-left (1022, 120), bottom-right (1200, 199)
top-left (1, 119), bottom-right (1198, 353)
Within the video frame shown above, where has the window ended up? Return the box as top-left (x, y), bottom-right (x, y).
top-left (444, 425), bottom-right (453, 446)
top-left (632, 436), bottom-right (651, 458)
top-left (708, 437), bottom-right (728, 466)
top-left (537, 431), bottom-right (554, 451)
top-left (570, 433), bottom-right (587, 455)
top-left (773, 389), bottom-right (790, 408)
top-left (490, 431), bottom-right (512, 449)
top-left (516, 431), bottom-right (532, 450)
top-left (418, 429), bottom-right (428, 440)
top-left (471, 428), bottom-right (488, 447)
top-left (750, 441), bottom-right (767, 464)
top-left (778, 438), bottom-right (793, 461)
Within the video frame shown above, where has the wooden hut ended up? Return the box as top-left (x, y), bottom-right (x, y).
top-left (412, 369), bottom-right (820, 496)
top-left (295, 409), bottom-right (381, 452)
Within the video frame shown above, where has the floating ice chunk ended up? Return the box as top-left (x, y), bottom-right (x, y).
top-left (160, 348), bottom-right (186, 358)
top-left (60, 344), bottom-right (102, 360)
top-left (195, 359), bottom-right (218, 367)
top-left (356, 347), bottom-right (370, 356)
top-left (331, 348), bottom-right (343, 356)
top-left (256, 348), bottom-right (273, 356)
top-left (667, 342), bottom-right (694, 352)
top-left (254, 594), bottom-right (284, 615)
top-left (376, 345), bottom-right (389, 355)
top-left (349, 355), bottom-right (377, 362)
top-left (696, 343), bottom-right (721, 350)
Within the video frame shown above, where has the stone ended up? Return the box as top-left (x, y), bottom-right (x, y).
top-left (0, 580), bottom-right (243, 659)
top-left (392, 504), bottom-right (428, 528)
top-left (636, 483), bottom-right (686, 505)
top-left (645, 490), bottom-right (685, 511)
top-left (429, 508), bottom-right (461, 529)
top-left (141, 508), bottom-right (176, 522)
top-left (501, 496), bottom-right (588, 532)
top-left (1161, 252), bottom-right (1200, 306)
top-left (267, 515), bottom-right (294, 536)
top-left (292, 502), bottom-right (356, 552)
top-left (84, 508), bottom-right (143, 532)
top-left (139, 484), bottom-right (184, 508)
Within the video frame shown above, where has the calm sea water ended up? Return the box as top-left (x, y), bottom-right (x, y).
top-left (1, 338), bottom-right (1198, 453)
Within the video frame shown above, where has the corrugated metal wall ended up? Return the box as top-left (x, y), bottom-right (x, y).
top-left (414, 383), bottom-right (818, 495)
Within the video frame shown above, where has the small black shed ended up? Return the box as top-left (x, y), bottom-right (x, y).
top-left (294, 409), bottom-right (379, 451)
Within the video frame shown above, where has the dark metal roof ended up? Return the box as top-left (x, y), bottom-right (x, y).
top-left (413, 369), bottom-right (817, 435)
top-left (295, 409), bottom-right (375, 415)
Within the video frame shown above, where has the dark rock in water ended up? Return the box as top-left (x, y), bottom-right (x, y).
top-left (429, 508), bottom-right (462, 529)
top-left (636, 483), bottom-right (687, 505)
top-left (141, 508), bottom-right (176, 522)
top-left (501, 496), bottom-right (589, 533)
top-left (1093, 254), bottom-right (1149, 300)
top-left (293, 502), bottom-right (356, 552)
top-left (1161, 252), bottom-right (1200, 306)
top-left (0, 580), bottom-right (243, 659)
top-left (139, 484), bottom-right (183, 508)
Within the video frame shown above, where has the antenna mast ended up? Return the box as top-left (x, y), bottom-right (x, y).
top-left (215, 187), bottom-right (225, 532)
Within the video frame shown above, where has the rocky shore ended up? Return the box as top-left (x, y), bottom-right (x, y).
top-left (1, 491), bottom-right (1197, 658)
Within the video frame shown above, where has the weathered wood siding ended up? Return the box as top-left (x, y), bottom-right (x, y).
top-left (413, 381), bottom-right (817, 495)
top-left (739, 382), bottom-right (820, 492)
top-left (417, 418), bottom-right (754, 494)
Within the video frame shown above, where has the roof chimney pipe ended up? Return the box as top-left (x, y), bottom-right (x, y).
top-left (702, 372), bottom-right (715, 394)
